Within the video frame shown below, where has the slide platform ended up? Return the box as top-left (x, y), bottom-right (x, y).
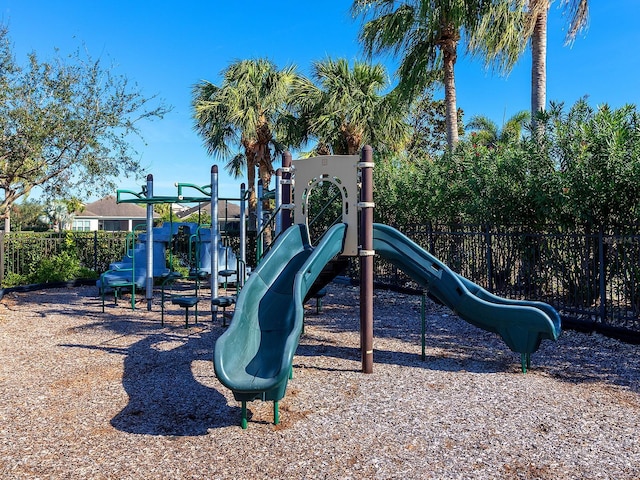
top-left (214, 223), bottom-right (347, 405)
top-left (372, 223), bottom-right (561, 359)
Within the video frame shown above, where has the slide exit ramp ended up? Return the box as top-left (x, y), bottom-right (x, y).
top-left (372, 224), bottom-right (561, 368)
top-left (214, 223), bottom-right (347, 426)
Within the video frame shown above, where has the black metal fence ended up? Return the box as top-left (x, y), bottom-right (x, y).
top-left (372, 224), bottom-right (640, 341)
top-left (2, 225), bottom-right (640, 341)
top-left (0, 231), bottom-right (129, 284)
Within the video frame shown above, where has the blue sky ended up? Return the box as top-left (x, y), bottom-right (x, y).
top-left (2, 0), bottom-right (639, 201)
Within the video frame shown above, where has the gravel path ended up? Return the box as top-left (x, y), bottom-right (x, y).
top-left (0, 284), bottom-right (638, 479)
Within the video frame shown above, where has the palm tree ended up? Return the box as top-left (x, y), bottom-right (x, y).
top-left (466, 110), bottom-right (530, 147)
top-left (192, 59), bottom-right (297, 227)
top-left (290, 58), bottom-right (409, 156)
top-left (528, 0), bottom-right (589, 123)
top-left (352, 0), bottom-right (525, 149)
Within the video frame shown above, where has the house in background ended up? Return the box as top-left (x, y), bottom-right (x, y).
top-left (176, 200), bottom-right (242, 233)
top-left (72, 196), bottom-right (155, 231)
top-left (71, 196), bottom-right (242, 232)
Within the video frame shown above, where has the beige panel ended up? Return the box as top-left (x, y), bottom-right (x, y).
top-left (292, 155), bottom-right (360, 256)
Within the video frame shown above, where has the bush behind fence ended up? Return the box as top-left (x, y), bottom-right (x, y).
top-left (0, 231), bottom-right (129, 286)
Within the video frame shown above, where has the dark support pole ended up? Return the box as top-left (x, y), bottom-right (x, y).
top-left (281, 151), bottom-right (293, 231)
top-left (421, 291), bottom-right (427, 361)
top-left (145, 174), bottom-right (154, 311)
top-left (239, 182), bottom-right (246, 287)
top-left (211, 165), bottom-right (219, 320)
top-left (359, 145), bottom-right (374, 374)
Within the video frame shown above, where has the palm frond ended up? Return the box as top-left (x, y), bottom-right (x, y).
top-left (560, 0), bottom-right (589, 45)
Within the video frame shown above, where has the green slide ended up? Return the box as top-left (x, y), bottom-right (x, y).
top-left (373, 224), bottom-right (561, 368)
top-left (214, 223), bottom-right (347, 425)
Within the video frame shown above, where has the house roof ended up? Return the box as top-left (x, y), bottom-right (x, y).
top-left (176, 201), bottom-right (242, 220)
top-left (76, 195), bottom-right (156, 219)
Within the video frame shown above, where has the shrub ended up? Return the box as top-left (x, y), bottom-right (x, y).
top-left (30, 252), bottom-right (84, 284)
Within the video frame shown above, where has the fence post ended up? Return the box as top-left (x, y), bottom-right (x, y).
top-left (599, 227), bottom-right (606, 323)
top-left (428, 222), bottom-right (434, 254)
top-left (485, 224), bottom-right (493, 292)
top-left (93, 230), bottom-right (98, 272)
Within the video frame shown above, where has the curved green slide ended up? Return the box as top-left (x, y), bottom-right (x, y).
top-left (373, 223), bottom-right (561, 368)
top-left (214, 223), bottom-right (347, 427)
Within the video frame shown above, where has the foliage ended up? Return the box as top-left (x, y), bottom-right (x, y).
top-left (352, 0), bottom-right (526, 147)
top-left (290, 58), bottom-right (409, 156)
top-left (9, 200), bottom-right (47, 231)
top-left (538, 99), bottom-right (640, 231)
top-left (0, 26), bottom-right (171, 232)
top-left (153, 203), bottom-right (180, 224)
top-left (465, 110), bottom-right (530, 148)
top-left (181, 211), bottom-right (211, 225)
top-left (373, 99), bottom-right (640, 232)
top-left (406, 91), bottom-right (464, 158)
top-left (373, 153), bottom-right (431, 226)
top-left (192, 59), bottom-right (298, 230)
top-left (1, 230), bottom-right (126, 286)
top-left (30, 251), bottom-right (88, 284)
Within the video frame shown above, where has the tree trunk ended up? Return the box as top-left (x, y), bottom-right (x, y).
top-left (258, 144), bottom-right (274, 246)
top-left (3, 212), bottom-right (9, 233)
top-left (442, 34), bottom-right (459, 149)
top-left (246, 150), bottom-right (258, 232)
top-left (531, 2), bottom-right (548, 129)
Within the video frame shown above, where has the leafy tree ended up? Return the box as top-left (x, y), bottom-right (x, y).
top-left (10, 200), bottom-right (46, 231)
top-left (0, 26), bottom-right (171, 232)
top-left (39, 201), bottom-right (77, 232)
top-left (466, 110), bottom-right (530, 147)
top-left (290, 58), bottom-right (409, 155)
top-left (153, 203), bottom-right (179, 224)
top-left (192, 59), bottom-right (298, 229)
top-left (352, 0), bottom-right (525, 148)
top-left (539, 99), bottom-right (640, 231)
top-left (406, 90), bottom-right (464, 159)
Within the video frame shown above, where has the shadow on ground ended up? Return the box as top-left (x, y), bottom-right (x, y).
top-left (63, 316), bottom-right (240, 435)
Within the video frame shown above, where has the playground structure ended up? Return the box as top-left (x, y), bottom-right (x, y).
top-left (213, 146), bottom-right (562, 429)
top-left (98, 167), bottom-right (240, 319)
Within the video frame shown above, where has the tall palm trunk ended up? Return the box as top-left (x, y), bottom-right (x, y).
top-left (257, 144), bottom-right (274, 245)
top-left (245, 148), bottom-right (258, 232)
top-left (531, 2), bottom-right (548, 128)
top-left (441, 26), bottom-right (460, 149)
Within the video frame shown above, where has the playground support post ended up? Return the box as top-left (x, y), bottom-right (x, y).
top-left (257, 179), bottom-right (263, 259)
top-left (275, 168), bottom-right (282, 236)
top-left (145, 174), bottom-right (154, 311)
top-left (281, 152), bottom-right (293, 232)
top-left (239, 183), bottom-right (246, 287)
top-left (211, 165), bottom-right (219, 319)
top-left (359, 145), bottom-right (374, 374)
